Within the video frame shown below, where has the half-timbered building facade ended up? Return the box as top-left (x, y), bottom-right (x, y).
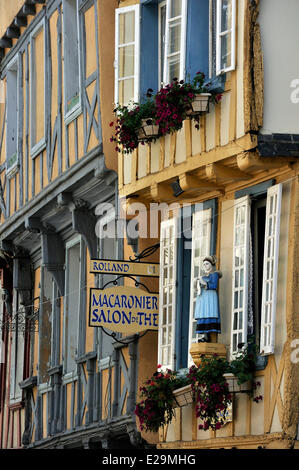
top-left (0, 0), bottom-right (146, 449)
top-left (115, 0), bottom-right (299, 449)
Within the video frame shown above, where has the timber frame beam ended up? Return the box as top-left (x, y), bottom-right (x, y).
top-left (237, 152), bottom-right (294, 172)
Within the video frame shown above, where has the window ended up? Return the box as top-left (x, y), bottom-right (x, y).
top-left (115, 5), bottom-right (140, 106)
top-left (6, 56), bottom-right (19, 178)
top-left (163, 0), bottom-right (188, 84)
top-left (158, 202), bottom-right (216, 370)
top-left (216, 0), bottom-right (236, 75)
top-left (64, 237), bottom-right (86, 374)
top-left (158, 218), bottom-right (178, 370)
top-left (97, 210), bottom-right (118, 359)
top-left (188, 209), bottom-right (211, 362)
top-left (63, 0), bottom-right (82, 123)
top-left (30, 19), bottom-right (46, 158)
top-left (10, 291), bottom-right (25, 403)
top-left (158, 1), bottom-right (167, 86)
top-left (230, 183), bottom-right (282, 357)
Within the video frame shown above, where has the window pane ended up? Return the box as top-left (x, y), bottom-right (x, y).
top-left (160, 4), bottom-right (166, 84)
top-left (221, 0), bottom-right (232, 32)
top-left (169, 22), bottom-right (181, 54)
top-left (221, 32), bottom-right (232, 70)
top-left (170, 0), bottom-right (182, 18)
top-left (118, 44), bottom-right (135, 78)
top-left (118, 78), bottom-right (134, 106)
top-left (168, 56), bottom-right (180, 81)
top-left (119, 11), bottom-right (135, 44)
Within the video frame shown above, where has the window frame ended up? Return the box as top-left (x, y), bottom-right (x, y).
top-left (6, 54), bottom-right (20, 179)
top-left (163, 0), bottom-right (188, 85)
top-left (230, 183), bottom-right (282, 358)
top-left (158, 217), bottom-right (178, 371)
top-left (188, 208), bottom-right (212, 365)
top-left (30, 18), bottom-right (47, 159)
top-left (62, 0), bottom-right (82, 125)
top-left (9, 291), bottom-right (25, 404)
top-left (230, 195), bottom-right (251, 359)
top-left (63, 235), bottom-right (86, 377)
top-left (260, 183), bottom-right (282, 355)
top-left (114, 4), bottom-right (140, 106)
top-left (158, 1), bottom-right (167, 88)
top-left (216, 0), bottom-right (236, 76)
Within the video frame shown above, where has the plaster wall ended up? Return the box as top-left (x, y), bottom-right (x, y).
top-left (259, 0), bottom-right (299, 134)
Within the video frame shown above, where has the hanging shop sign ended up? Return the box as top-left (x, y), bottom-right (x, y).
top-left (89, 285), bottom-right (159, 334)
top-left (90, 259), bottom-right (159, 277)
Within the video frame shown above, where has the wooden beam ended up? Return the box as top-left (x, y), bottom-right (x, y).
top-left (150, 182), bottom-right (174, 201)
top-left (21, 4), bottom-right (36, 16)
top-left (14, 16), bottom-right (28, 28)
top-left (6, 27), bottom-right (20, 39)
top-left (0, 37), bottom-right (12, 48)
top-left (205, 162), bottom-right (250, 181)
top-left (179, 172), bottom-right (223, 192)
top-left (237, 152), bottom-right (292, 172)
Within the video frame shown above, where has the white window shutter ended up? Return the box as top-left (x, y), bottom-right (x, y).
top-left (260, 183), bottom-right (282, 355)
top-left (163, 0), bottom-right (188, 84)
top-left (230, 195), bottom-right (251, 358)
top-left (158, 218), bottom-right (178, 370)
top-left (216, 0), bottom-right (236, 75)
top-left (188, 208), bottom-right (212, 364)
top-left (114, 5), bottom-right (140, 106)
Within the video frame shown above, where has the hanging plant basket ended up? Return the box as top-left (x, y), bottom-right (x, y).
top-left (173, 384), bottom-right (194, 408)
top-left (224, 373), bottom-right (252, 394)
top-left (137, 118), bottom-right (159, 141)
top-left (186, 93), bottom-right (211, 117)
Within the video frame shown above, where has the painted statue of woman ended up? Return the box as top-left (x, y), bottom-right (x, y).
top-left (194, 255), bottom-right (222, 342)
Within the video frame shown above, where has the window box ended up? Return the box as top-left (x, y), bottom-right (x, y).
top-left (173, 383), bottom-right (193, 407)
top-left (137, 119), bottom-right (159, 141)
top-left (186, 93), bottom-right (211, 117)
top-left (224, 373), bottom-right (252, 394)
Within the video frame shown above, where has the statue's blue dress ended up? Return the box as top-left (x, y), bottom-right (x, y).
top-left (194, 271), bottom-right (221, 334)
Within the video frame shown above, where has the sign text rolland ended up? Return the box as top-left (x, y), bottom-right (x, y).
top-left (90, 259), bottom-right (159, 277)
top-left (89, 286), bottom-right (159, 334)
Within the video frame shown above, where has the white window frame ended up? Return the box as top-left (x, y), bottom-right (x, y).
top-left (230, 195), bottom-right (251, 358)
top-left (260, 183), bottom-right (282, 355)
top-left (158, 1), bottom-right (167, 88)
top-left (216, 0), bottom-right (236, 75)
top-left (30, 18), bottom-right (47, 159)
top-left (63, 235), bottom-right (83, 377)
top-left (158, 217), bottom-right (178, 371)
top-left (62, 0), bottom-right (82, 125)
top-left (6, 55), bottom-right (20, 179)
top-left (163, 0), bottom-right (188, 85)
top-left (188, 208), bottom-right (212, 365)
top-left (114, 4), bottom-right (140, 106)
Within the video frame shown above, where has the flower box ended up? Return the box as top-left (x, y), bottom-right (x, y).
top-left (186, 93), bottom-right (211, 116)
top-left (224, 373), bottom-right (252, 394)
top-left (173, 384), bottom-right (194, 408)
top-left (137, 119), bottom-right (159, 141)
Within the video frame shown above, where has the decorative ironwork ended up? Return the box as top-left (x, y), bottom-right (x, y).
top-left (97, 242), bottom-right (160, 345)
top-left (129, 243), bottom-right (160, 262)
top-left (0, 307), bottom-right (39, 334)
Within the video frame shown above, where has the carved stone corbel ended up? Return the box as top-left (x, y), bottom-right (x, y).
top-left (71, 199), bottom-right (98, 259)
top-left (41, 228), bottom-right (65, 296)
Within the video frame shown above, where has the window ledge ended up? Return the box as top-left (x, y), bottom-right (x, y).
top-left (6, 162), bottom-right (19, 179)
top-left (31, 138), bottom-right (46, 159)
top-left (64, 102), bottom-right (82, 126)
top-left (62, 371), bottom-right (78, 385)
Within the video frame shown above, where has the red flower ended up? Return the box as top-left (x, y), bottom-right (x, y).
top-left (109, 121), bottom-right (114, 127)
